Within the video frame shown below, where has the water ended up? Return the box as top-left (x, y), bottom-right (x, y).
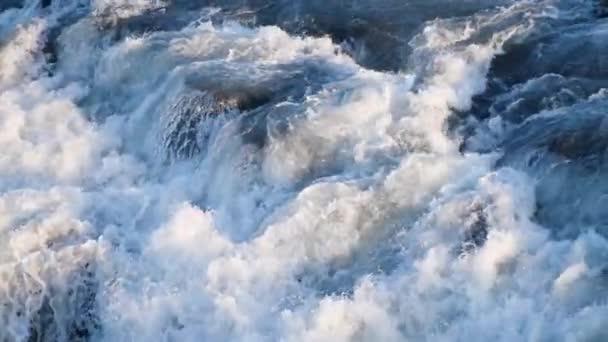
top-left (1, 0), bottom-right (608, 341)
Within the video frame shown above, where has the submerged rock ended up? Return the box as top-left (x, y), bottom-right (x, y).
top-left (492, 21), bottom-right (608, 84)
top-left (162, 90), bottom-right (238, 160)
top-left (160, 61), bottom-right (344, 160)
top-left (166, 0), bottom-right (509, 71)
top-left (0, 0), bottom-right (22, 11)
top-left (596, 0), bottom-right (608, 17)
top-left (498, 98), bottom-right (608, 238)
top-left (499, 100), bottom-right (608, 165)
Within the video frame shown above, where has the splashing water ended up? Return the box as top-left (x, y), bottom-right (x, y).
top-left (1, 0), bottom-right (608, 341)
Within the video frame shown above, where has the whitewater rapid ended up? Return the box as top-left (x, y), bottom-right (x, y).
top-left (1, 0), bottom-right (608, 341)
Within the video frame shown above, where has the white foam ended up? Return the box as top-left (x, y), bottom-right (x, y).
top-left (92, 0), bottom-right (167, 19)
top-left (1, 1), bottom-right (607, 341)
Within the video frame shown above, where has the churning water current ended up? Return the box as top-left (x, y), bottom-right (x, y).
top-left (1, 0), bottom-right (608, 341)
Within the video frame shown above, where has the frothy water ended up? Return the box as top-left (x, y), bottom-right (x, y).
top-left (1, 0), bottom-right (608, 341)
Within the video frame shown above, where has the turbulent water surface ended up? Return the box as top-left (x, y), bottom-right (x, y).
top-left (1, 0), bottom-right (608, 341)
